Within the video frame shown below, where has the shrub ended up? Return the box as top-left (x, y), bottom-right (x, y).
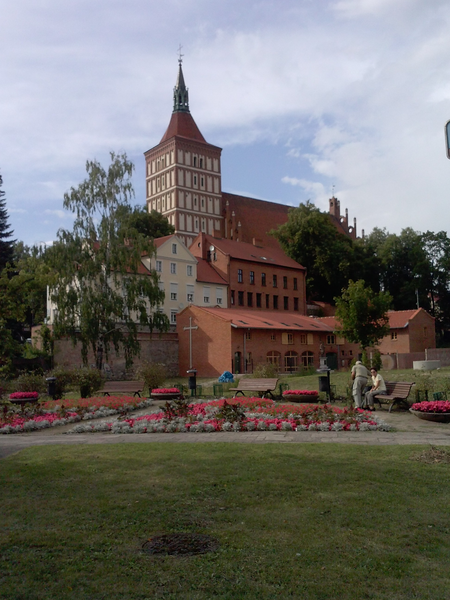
top-left (14, 373), bottom-right (47, 394)
top-left (371, 350), bottom-right (382, 371)
top-left (252, 362), bottom-right (278, 378)
top-left (137, 362), bottom-right (167, 392)
top-left (73, 368), bottom-right (105, 398)
top-left (47, 366), bottom-right (78, 398)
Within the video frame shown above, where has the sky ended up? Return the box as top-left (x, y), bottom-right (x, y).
top-left (2, 0), bottom-right (450, 247)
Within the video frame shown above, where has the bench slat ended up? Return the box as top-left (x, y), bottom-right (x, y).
top-left (99, 381), bottom-right (145, 397)
top-left (230, 378), bottom-right (279, 398)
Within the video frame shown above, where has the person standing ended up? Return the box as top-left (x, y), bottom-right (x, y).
top-left (351, 360), bottom-right (370, 409)
top-left (365, 368), bottom-right (387, 411)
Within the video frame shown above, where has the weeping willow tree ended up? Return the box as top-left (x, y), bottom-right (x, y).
top-left (47, 152), bottom-right (169, 370)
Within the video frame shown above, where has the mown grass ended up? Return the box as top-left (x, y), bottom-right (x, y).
top-left (2, 443), bottom-right (450, 599)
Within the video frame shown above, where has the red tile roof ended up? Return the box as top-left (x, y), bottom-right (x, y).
top-left (191, 233), bottom-right (305, 271)
top-left (196, 258), bottom-right (227, 284)
top-left (319, 309), bottom-right (433, 331)
top-left (192, 307), bottom-right (332, 331)
top-left (223, 192), bottom-right (290, 249)
top-left (160, 112), bottom-right (207, 144)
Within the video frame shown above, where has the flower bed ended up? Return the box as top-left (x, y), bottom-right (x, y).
top-left (410, 401), bottom-right (450, 413)
top-left (66, 397), bottom-right (392, 435)
top-left (9, 392), bottom-right (39, 400)
top-left (409, 400), bottom-right (450, 423)
top-left (282, 390), bottom-right (319, 403)
top-left (0, 396), bottom-right (153, 434)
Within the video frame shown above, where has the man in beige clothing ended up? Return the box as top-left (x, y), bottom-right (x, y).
top-left (351, 360), bottom-right (370, 409)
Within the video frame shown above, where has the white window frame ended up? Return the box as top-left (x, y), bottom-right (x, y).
top-left (170, 263), bottom-right (177, 274)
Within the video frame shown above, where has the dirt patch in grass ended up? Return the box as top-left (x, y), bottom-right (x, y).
top-left (410, 445), bottom-right (450, 464)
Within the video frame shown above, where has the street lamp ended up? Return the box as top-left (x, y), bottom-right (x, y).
top-left (445, 120), bottom-right (450, 159)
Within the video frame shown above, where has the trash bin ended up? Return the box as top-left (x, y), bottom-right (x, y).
top-left (318, 376), bottom-right (330, 394)
top-left (46, 377), bottom-right (57, 399)
top-left (187, 369), bottom-right (197, 393)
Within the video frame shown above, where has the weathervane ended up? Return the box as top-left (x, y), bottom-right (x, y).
top-left (177, 44), bottom-right (184, 65)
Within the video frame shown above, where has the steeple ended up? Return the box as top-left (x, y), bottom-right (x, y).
top-left (173, 57), bottom-right (189, 113)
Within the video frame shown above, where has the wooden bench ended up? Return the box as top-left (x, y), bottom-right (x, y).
top-left (230, 378), bottom-right (279, 399)
top-left (374, 381), bottom-right (415, 412)
top-left (98, 381), bottom-right (145, 398)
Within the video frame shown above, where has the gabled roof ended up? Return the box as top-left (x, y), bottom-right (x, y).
top-left (319, 308), bottom-right (434, 331)
top-left (191, 233), bottom-right (305, 271)
top-left (196, 258), bottom-right (227, 285)
top-left (184, 306), bottom-right (332, 332)
top-left (223, 192), bottom-right (290, 249)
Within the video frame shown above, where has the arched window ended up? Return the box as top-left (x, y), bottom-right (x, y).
top-left (284, 351), bottom-right (298, 373)
top-left (301, 351), bottom-right (314, 367)
top-left (266, 351), bottom-right (281, 367)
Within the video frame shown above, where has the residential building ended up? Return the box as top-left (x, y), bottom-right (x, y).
top-left (189, 233), bottom-right (307, 314)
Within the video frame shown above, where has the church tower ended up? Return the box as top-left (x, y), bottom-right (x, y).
top-left (144, 59), bottom-right (224, 247)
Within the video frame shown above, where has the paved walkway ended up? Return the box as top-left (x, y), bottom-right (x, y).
top-left (1, 409), bottom-right (450, 459)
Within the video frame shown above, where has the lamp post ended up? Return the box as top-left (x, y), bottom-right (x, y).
top-left (445, 120), bottom-right (450, 159)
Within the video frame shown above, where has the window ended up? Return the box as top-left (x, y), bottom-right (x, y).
top-left (285, 351), bottom-right (299, 372)
top-left (238, 269), bottom-right (243, 283)
top-left (294, 297), bottom-right (299, 311)
top-left (172, 243), bottom-right (177, 254)
top-left (250, 271), bottom-right (255, 285)
top-left (256, 293), bottom-right (262, 308)
top-left (238, 291), bottom-right (244, 306)
top-left (170, 263), bottom-right (176, 274)
top-left (170, 283), bottom-right (178, 301)
top-left (266, 294), bottom-right (270, 309)
top-left (283, 276), bottom-right (288, 289)
top-left (246, 292), bottom-right (253, 307)
top-left (216, 288), bottom-right (223, 305)
top-left (293, 278), bottom-right (298, 291)
top-left (267, 351), bottom-right (281, 367)
top-left (300, 334), bottom-right (307, 344)
top-left (231, 290), bottom-right (235, 305)
top-left (170, 311), bottom-right (177, 325)
top-left (245, 331), bottom-right (251, 340)
top-left (203, 286), bottom-right (210, 303)
top-left (186, 265), bottom-right (193, 276)
top-left (156, 260), bottom-right (162, 272)
top-left (326, 334), bottom-right (335, 344)
top-left (194, 175), bottom-right (197, 185)
top-left (282, 332), bottom-right (294, 345)
top-left (261, 273), bottom-right (266, 286)
top-left (391, 331), bottom-right (398, 340)
top-left (283, 296), bottom-right (289, 310)
top-left (307, 333), bottom-right (314, 345)
top-left (270, 334), bottom-right (276, 341)
top-left (273, 274), bottom-right (277, 288)
top-left (187, 284), bottom-right (194, 303)
top-left (273, 295), bottom-right (278, 309)
top-left (301, 351), bottom-right (314, 367)
top-left (423, 326), bottom-right (428, 338)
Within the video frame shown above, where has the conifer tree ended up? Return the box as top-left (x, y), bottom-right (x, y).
top-left (0, 174), bottom-right (15, 270)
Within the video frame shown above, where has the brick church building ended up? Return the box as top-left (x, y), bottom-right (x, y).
top-left (144, 59), bottom-right (359, 251)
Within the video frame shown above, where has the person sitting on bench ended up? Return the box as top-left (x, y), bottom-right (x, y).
top-left (364, 368), bottom-right (387, 411)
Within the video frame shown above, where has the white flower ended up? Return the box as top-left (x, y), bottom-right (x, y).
top-left (281, 422), bottom-right (293, 431)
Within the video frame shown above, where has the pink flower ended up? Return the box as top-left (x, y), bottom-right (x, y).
top-left (9, 392), bottom-right (39, 400)
top-left (282, 390), bottom-right (318, 396)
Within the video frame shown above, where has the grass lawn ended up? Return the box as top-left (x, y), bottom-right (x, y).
top-left (2, 444), bottom-right (450, 599)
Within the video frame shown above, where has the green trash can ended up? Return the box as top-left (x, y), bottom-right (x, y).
top-left (213, 383), bottom-right (223, 397)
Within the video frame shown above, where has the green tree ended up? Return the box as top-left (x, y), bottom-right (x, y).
top-left (0, 174), bottom-right (15, 270)
top-left (334, 279), bottom-right (392, 351)
top-left (125, 206), bottom-right (175, 239)
top-left (271, 201), bottom-right (357, 302)
top-left (47, 152), bottom-right (169, 370)
top-left (422, 230), bottom-right (450, 344)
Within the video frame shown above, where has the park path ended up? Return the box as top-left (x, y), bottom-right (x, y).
top-left (1, 410), bottom-right (450, 459)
